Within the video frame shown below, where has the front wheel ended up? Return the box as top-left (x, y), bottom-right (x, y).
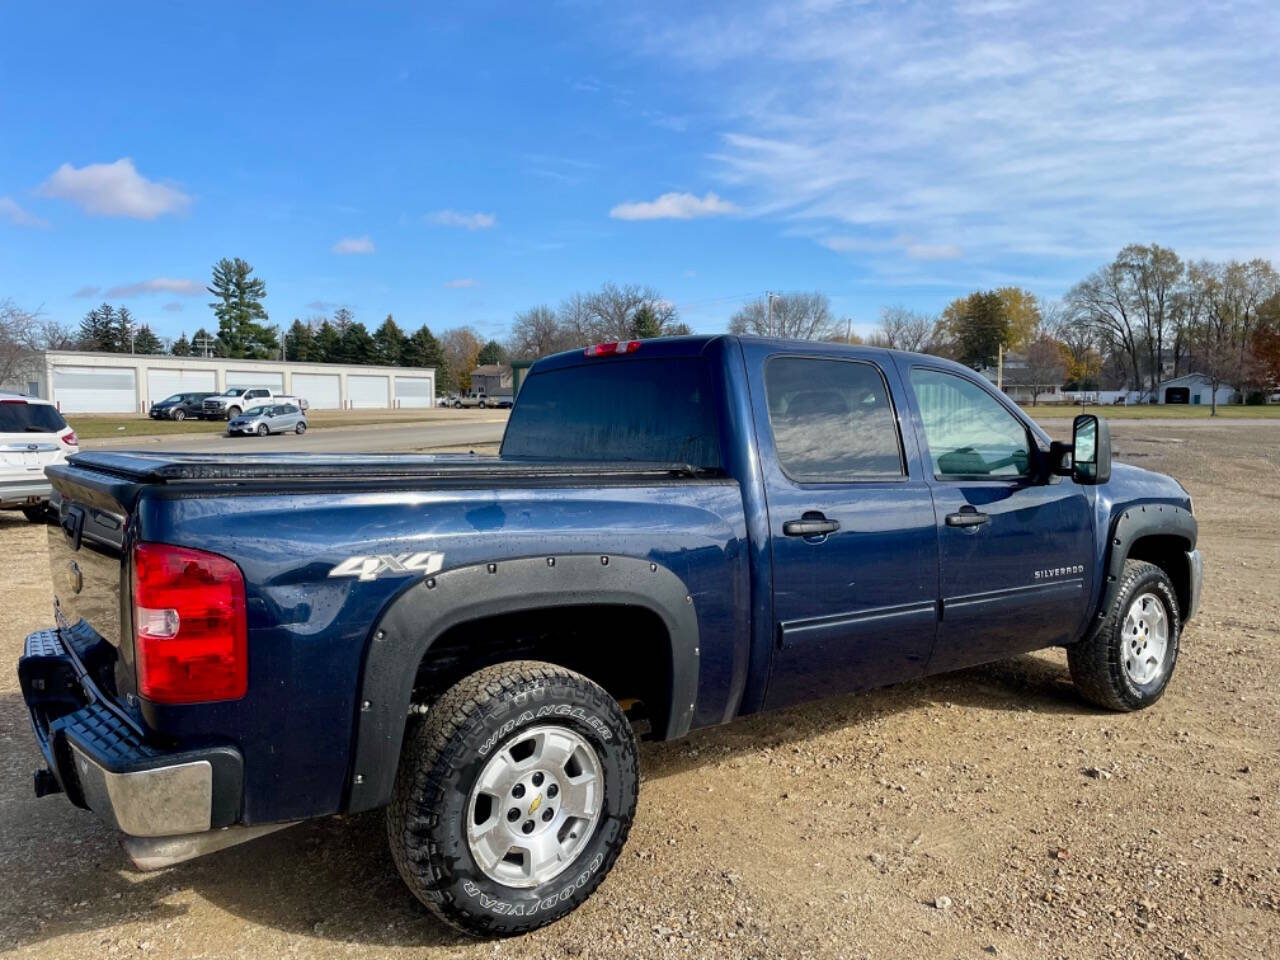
top-left (1068, 559), bottom-right (1181, 710)
top-left (387, 661), bottom-right (638, 937)
top-left (173, 409), bottom-right (186, 422)
top-left (256, 423), bottom-right (269, 437)
top-left (227, 407), bottom-right (241, 420)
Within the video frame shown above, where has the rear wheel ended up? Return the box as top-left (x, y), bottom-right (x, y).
top-left (295, 421), bottom-right (306, 434)
top-left (256, 423), bottom-right (269, 437)
top-left (387, 661), bottom-right (638, 937)
top-left (454, 400), bottom-right (463, 409)
top-left (1068, 559), bottom-right (1181, 710)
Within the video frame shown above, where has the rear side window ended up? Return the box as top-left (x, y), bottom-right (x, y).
top-left (764, 357), bottom-right (904, 481)
top-left (502, 358), bottom-right (720, 468)
top-left (0, 401), bottom-right (67, 433)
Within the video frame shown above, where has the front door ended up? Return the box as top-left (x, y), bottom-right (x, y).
top-left (900, 364), bottom-right (1095, 673)
top-left (746, 347), bottom-right (940, 711)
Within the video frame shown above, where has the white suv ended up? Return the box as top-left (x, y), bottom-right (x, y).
top-left (0, 393), bottom-right (78, 522)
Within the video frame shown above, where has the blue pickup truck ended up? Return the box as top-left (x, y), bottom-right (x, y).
top-left (19, 335), bottom-right (1201, 936)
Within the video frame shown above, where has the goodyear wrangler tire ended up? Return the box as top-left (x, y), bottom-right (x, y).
top-left (387, 661), bottom-right (638, 936)
top-left (1068, 559), bottom-right (1181, 711)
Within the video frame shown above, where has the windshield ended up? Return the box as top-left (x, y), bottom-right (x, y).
top-left (161, 394), bottom-right (186, 403)
top-left (224, 388), bottom-right (246, 397)
top-left (501, 357), bottom-right (721, 468)
top-left (0, 401), bottom-right (68, 434)
top-left (242, 405), bottom-right (270, 417)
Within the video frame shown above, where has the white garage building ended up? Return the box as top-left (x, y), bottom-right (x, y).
top-left (31, 351), bottom-right (436, 414)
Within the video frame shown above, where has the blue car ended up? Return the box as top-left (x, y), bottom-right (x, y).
top-left (20, 335), bottom-right (1200, 936)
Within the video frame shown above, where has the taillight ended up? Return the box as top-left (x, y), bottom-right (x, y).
top-left (584, 340), bottom-right (641, 357)
top-left (61, 429), bottom-right (77, 447)
top-left (132, 542), bottom-right (248, 703)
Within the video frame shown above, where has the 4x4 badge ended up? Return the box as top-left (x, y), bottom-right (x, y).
top-left (328, 551), bottom-right (444, 582)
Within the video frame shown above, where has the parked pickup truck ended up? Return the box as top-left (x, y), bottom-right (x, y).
top-left (201, 387), bottom-right (305, 420)
top-left (19, 336), bottom-right (1202, 937)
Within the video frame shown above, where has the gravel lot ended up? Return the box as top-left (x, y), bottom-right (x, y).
top-left (1, 421), bottom-right (1277, 959)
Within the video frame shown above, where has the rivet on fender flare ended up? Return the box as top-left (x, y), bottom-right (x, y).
top-left (685, 595), bottom-right (692, 604)
top-left (361, 700), bottom-right (372, 711)
top-left (375, 630), bottom-right (386, 641)
top-left (425, 578), bottom-right (436, 589)
top-left (353, 774), bottom-right (364, 785)
top-left (546, 557), bottom-right (555, 567)
top-left (600, 556), bottom-right (609, 566)
top-left (650, 563), bottom-right (657, 572)
top-left (487, 563), bottom-right (497, 574)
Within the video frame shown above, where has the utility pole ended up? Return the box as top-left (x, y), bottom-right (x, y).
top-left (997, 343), bottom-right (1004, 391)
top-left (766, 291), bottom-right (775, 337)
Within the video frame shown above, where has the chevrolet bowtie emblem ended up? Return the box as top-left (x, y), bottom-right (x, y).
top-left (528, 793), bottom-right (542, 815)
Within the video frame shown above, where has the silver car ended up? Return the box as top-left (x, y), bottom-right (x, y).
top-left (227, 402), bottom-right (308, 437)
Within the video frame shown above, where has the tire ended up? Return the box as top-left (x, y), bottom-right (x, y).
top-left (173, 409), bottom-right (185, 422)
top-left (454, 401), bottom-right (463, 409)
top-left (295, 421), bottom-right (306, 434)
top-left (479, 399), bottom-right (487, 408)
top-left (256, 423), bottom-right (269, 437)
top-left (387, 661), bottom-right (638, 937)
top-left (227, 406), bottom-right (240, 420)
top-left (1068, 559), bottom-right (1181, 711)
top-left (21, 505), bottom-right (48, 524)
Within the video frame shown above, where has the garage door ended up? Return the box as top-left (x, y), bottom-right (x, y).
top-left (147, 368), bottom-right (217, 407)
top-left (226, 370), bottom-right (284, 393)
top-left (394, 376), bottom-right (434, 408)
top-left (293, 373), bottom-right (341, 410)
top-left (52, 365), bottom-right (138, 413)
top-left (348, 375), bottom-right (389, 409)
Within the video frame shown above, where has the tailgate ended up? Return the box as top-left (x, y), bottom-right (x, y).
top-left (46, 463), bottom-right (141, 660)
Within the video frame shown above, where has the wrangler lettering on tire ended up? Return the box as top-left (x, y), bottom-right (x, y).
top-left (386, 661), bottom-right (638, 936)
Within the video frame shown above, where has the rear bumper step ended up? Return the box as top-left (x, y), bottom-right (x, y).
top-left (18, 628), bottom-right (244, 838)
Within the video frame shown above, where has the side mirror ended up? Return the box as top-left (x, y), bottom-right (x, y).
top-left (1071, 414), bottom-right (1111, 484)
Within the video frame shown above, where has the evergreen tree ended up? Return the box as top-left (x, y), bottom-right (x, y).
top-left (331, 306), bottom-right (354, 337)
top-left (313, 320), bottom-right (341, 362)
top-left (172, 333), bottom-right (192, 356)
top-left (372, 314), bottom-right (407, 365)
top-left (207, 257), bottom-right (276, 358)
top-left (78, 303), bottom-right (117, 351)
top-left (405, 325), bottom-right (451, 392)
top-left (338, 321), bottom-right (375, 364)
top-left (114, 306), bottom-right (137, 353)
top-left (284, 319), bottom-right (314, 361)
top-left (133, 324), bottom-right (163, 354)
top-left (476, 338), bottom-right (507, 366)
top-left (630, 304), bottom-right (662, 340)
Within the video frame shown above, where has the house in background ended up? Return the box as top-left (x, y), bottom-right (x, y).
top-left (1154, 373), bottom-right (1235, 406)
top-left (978, 352), bottom-right (1065, 405)
top-left (469, 363), bottom-right (514, 401)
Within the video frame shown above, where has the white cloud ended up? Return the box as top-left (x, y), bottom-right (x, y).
top-left (630, 1), bottom-right (1280, 272)
top-left (0, 196), bottom-right (49, 228)
top-left (444, 278), bottom-right (475, 288)
top-left (609, 191), bottom-right (738, 221)
top-left (427, 209), bottom-right (497, 230)
top-left (71, 285), bottom-right (100, 298)
top-left (332, 235), bottom-right (375, 255)
top-left (106, 277), bottom-right (203, 297)
top-left (38, 158), bottom-right (190, 219)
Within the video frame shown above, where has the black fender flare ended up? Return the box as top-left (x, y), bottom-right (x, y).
top-left (344, 554), bottom-right (700, 813)
top-left (1082, 503), bottom-right (1197, 643)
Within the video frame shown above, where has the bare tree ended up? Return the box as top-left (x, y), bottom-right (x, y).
top-left (0, 299), bottom-right (45, 389)
top-left (510, 305), bottom-right (570, 360)
top-left (1067, 262), bottom-right (1144, 396)
top-left (874, 305), bottom-right (938, 352)
top-left (1020, 334), bottom-right (1066, 406)
top-left (729, 292), bottom-right (835, 340)
top-left (581, 283), bottom-right (679, 341)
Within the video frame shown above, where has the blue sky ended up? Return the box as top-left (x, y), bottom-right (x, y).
top-left (2, 0), bottom-right (1277, 343)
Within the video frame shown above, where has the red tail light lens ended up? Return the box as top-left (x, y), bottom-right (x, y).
top-left (584, 340), bottom-right (641, 357)
top-left (132, 542), bottom-right (248, 703)
top-left (61, 429), bottom-right (78, 447)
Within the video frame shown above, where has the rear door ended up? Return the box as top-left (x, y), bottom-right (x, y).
top-left (0, 400), bottom-right (71, 491)
top-left (898, 363), bottom-right (1094, 672)
top-left (741, 344), bottom-right (939, 710)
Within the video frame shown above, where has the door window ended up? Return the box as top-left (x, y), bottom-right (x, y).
top-left (764, 357), bottom-right (904, 481)
top-left (909, 368), bottom-right (1031, 478)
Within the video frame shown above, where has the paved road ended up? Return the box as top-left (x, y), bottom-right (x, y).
top-left (80, 415), bottom-right (509, 454)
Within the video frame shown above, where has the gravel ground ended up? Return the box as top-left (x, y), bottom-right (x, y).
top-left (1, 421), bottom-right (1276, 959)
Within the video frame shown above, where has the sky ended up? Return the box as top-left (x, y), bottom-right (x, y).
top-left (2, 0), bottom-right (1277, 344)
